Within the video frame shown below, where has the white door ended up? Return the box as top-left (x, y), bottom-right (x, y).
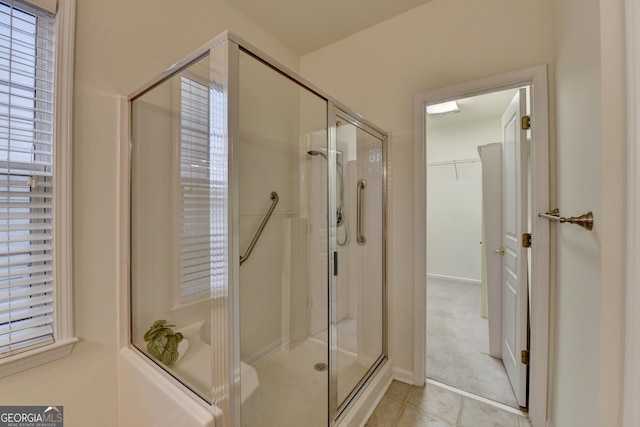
top-left (478, 143), bottom-right (503, 359)
top-left (501, 88), bottom-right (528, 407)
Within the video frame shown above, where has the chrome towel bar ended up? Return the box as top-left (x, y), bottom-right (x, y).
top-left (240, 191), bottom-right (279, 265)
top-left (537, 208), bottom-right (594, 231)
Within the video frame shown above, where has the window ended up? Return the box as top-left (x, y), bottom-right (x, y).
top-left (179, 75), bottom-right (226, 304)
top-left (0, 0), bottom-right (75, 377)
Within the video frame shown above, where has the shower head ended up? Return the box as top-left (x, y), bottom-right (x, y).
top-left (306, 149), bottom-right (348, 243)
top-left (307, 150), bottom-right (327, 160)
top-left (307, 147), bottom-right (347, 236)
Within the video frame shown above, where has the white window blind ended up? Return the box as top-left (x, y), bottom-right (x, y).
top-left (179, 76), bottom-right (226, 303)
top-left (0, 0), bottom-right (56, 358)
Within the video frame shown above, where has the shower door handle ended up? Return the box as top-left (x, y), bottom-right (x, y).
top-left (357, 179), bottom-right (367, 246)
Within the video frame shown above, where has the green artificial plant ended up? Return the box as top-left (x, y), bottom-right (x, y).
top-left (143, 320), bottom-right (184, 366)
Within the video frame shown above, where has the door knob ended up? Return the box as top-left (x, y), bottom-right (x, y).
top-left (495, 247), bottom-right (505, 255)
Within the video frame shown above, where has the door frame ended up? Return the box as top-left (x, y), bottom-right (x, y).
top-left (412, 65), bottom-right (550, 426)
top-left (624, 0), bottom-right (640, 424)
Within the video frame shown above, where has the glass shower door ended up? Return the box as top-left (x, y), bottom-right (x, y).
top-left (329, 107), bottom-right (386, 418)
top-left (237, 49), bottom-right (329, 427)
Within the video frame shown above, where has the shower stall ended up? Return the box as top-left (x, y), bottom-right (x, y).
top-left (127, 32), bottom-right (388, 426)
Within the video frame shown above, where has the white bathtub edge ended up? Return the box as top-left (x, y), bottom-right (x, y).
top-left (118, 347), bottom-right (222, 427)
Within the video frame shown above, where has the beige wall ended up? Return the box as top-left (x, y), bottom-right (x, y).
top-left (551, 0), bottom-right (603, 424)
top-left (552, 0), bottom-right (626, 425)
top-left (0, 1), bottom-right (298, 426)
top-left (301, 0), bottom-right (554, 377)
top-left (596, 0), bottom-right (626, 425)
top-left (426, 115), bottom-right (502, 282)
top-left (301, 0), bottom-right (627, 425)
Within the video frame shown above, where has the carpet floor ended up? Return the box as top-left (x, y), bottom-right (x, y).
top-left (426, 278), bottom-right (519, 409)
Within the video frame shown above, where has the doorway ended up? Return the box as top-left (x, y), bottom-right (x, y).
top-left (412, 65), bottom-right (550, 427)
top-left (425, 88), bottom-right (524, 409)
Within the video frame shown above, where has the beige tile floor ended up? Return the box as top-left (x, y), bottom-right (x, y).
top-left (366, 380), bottom-right (532, 427)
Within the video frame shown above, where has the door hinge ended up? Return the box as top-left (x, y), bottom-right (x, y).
top-left (521, 115), bottom-right (531, 130)
top-left (522, 233), bottom-right (532, 248)
top-left (521, 349), bottom-right (530, 365)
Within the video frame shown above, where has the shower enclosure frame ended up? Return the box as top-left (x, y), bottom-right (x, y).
top-left (327, 105), bottom-right (388, 422)
top-left (127, 31), bottom-right (389, 427)
top-left (327, 106), bottom-right (388, 425)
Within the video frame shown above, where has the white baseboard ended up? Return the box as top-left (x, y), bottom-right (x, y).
top-left (392, 366), bottom-right (416, 385)
top-left (427, 273), bottom-right (481, 285)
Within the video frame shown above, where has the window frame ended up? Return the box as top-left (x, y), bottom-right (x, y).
top-left (0, 0), bottom-right (77, 378)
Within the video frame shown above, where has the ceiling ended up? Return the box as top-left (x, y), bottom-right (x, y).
top-left (226, 0), bottom-right (433, 55)
top-left (427, 89), bottom-right (520, 127)
top-left (223, 0), bottom-right (518, 124)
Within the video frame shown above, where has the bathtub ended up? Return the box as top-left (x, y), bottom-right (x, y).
top-left (174, 336), bottom-right (260, 426)
top-left (119, 341), bottom-right (259, 427)
top-left (118, 348), bottom-right (219, 427)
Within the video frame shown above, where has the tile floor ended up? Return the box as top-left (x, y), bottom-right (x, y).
top-left (366, 380), bottom-right (531, 427)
